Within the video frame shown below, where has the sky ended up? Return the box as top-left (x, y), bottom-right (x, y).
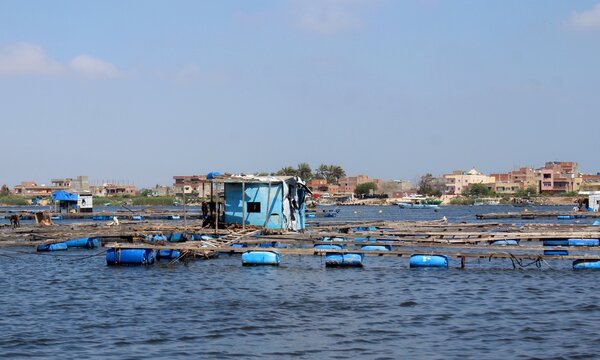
top-left (1, 0), bottom-right (600, 187)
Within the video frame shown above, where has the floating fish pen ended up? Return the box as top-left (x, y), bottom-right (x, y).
top-left (5, 218), bottom-right (600, 270)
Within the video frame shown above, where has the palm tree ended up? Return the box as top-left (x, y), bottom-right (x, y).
top-left (329, 165), bottom-right (346, 184)
top-left (297, 162), bottom-right (312, 181)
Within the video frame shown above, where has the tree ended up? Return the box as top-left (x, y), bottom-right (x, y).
top-left (514, 186), bottom-right (537, 198)
top-left (463, 183), bottom-right (494, 197)
top-left (417, 174), bottom-right (441, 197)
top-left (296, 162), bottom-right (313, 181)
top-left (0, 185), bottom-right (9, 196)
top-left (329, 165), bottom-right (346, 184)
top-left (275, 166), bottom-right (298, 177)
top-left (355, 182), bottom-right (377, 196)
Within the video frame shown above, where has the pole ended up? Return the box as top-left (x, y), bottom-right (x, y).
top-left (264, 181), bottom-right (272, 228)
top-left (183, 187), bottom-right (187, 232)
top-left (242, 181), bottom-right (246, 231)
top-left (214, 180), bottom-right (218, 234)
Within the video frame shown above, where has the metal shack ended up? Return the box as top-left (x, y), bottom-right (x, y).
top-left (222, 175), bottom-right (310, 231)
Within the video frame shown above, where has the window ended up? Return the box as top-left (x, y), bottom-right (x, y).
top-left (247, 202), bottom-right (261, 213)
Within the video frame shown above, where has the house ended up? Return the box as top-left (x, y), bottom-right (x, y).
top-left (539, 162), bottom-right (580, 194)
top-left (444, 168), bottom-right (495, 195)
top-left (173, 175), bottom-right (211, 197)
top-left (221, 175), bottom-right (310, 231)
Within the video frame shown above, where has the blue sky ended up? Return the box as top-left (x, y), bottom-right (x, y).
top-left (1, 0), bottom-right (600, 187)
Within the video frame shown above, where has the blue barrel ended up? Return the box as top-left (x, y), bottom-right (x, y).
top-left (354, 237), bottom-right (370, 242)
top-left (314, 244), bottom-right (344, 250)
top-left (410, 254), bottom-right (449, 268)
top-left (361, 245), bottom-right (392, 251)
top-left (259, 242), bottom-right (287, 248)
top-left (37, 242), bottom-right (68, 252)
top-left (307, 213), bottom-right (316, 219)
top-left (557, 215), bottom-right (573, 220)
top-left (324, 213), bottom-right (337, 218)
top-left (241, 251), bottom-right (280, 266)
top-left (544, 249), bottom-right (569, 256)
top-left (325, 253), bottom-right (364, 267)
top-left (156, 249), bottom-right (181, 260)
top-left (573, 259), bottom-right (600, 270)
top-left (593, 220), bottom-right (600, 226)
top-left (131, 216), bottom-right (143, 221)
top-left (106, 248), bottom-right (155, 265)
top-left (93, 215), bottom-right (110, 221)
top-left (151, 234), bottom-right (168, 241)
top-left (169, 233), bottom-right (184, 242)
top-left (490, 239), bottom-right (519, 246)
top-left (230, 243), bottom-right (247, 248)
top-left (65, 237), bottom-right (99, 249)
top-left (169, 215), bottom-right (181, 220)
top-left (543, 239), bottom-right (569, 246)
top-left (568, 239), bottom-right (600, 246)
top-left (50, 216), bottom-right (63, 221)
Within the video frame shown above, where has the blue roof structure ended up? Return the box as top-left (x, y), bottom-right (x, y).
top-left (51, 190), bottom-right (78, 202)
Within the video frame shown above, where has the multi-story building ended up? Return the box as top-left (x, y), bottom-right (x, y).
top-left (338, 175), bottom-right (383, 194)
top-left (173, 175), bottom-right (211, 197)
top-left (444, 168), bottom-right (495, 195)
top-left (90, 183), bottom-right (137, 197)
top-left (13, 181), bottom-right (64, 196)
top-left (539, 161), bottom-right (580, 194)
top-left (490, 167), bottom-right (540, 194)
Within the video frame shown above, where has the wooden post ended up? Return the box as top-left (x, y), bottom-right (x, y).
top-left (242, 181), bottom-right (246, 231)
top-left (460, 256), bottom-right (465, 269)
top-left (263, 181), bottom-right (272, 228)
top-left (214, 180), bottom-right (218, 234)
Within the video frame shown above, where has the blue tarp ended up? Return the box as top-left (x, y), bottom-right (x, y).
top-left (51, 190), bottom-right (78, 202)
top-left (207, 171), bottom-right (221, 180)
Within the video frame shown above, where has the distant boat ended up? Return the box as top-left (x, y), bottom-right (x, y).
top-left (397, 196), bottom-right (441, 209)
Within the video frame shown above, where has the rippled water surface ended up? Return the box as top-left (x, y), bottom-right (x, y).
top-left (2, 205), bottom-right (600, 359)
top-left (2, 251), bottom-right (600, 359)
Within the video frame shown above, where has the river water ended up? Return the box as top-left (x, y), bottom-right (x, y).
top-left (1, 205), bottom-right (599, 359)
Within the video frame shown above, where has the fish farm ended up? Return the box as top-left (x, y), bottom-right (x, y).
top-left (3, 209), bottom-right (600, 271)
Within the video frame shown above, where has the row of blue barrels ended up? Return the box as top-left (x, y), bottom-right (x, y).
top-left (106, 248), bottom-right (182, 265)
top-left (103, 248), bottom-right (600, 270)
top-left (240, 250), bottom-right (449, 268)
top-left (557, 215), bottom-right (587, 220)
top-left (543, 239), bottom-right (600, 246)
top-left (37, 237), bottom-right (99, 252)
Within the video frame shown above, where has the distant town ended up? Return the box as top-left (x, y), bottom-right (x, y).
top-left (1, 161), bottom-right (598, 205)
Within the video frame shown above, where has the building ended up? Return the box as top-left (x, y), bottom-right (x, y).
top-left (490, 167), bottom-right (540, 194)
top-left (90, 183), bottom-right (137, 197)
top-left (307, 179), bottom-right (341, 197)
top-left (539, 161), bottom-right (580, 194)
top-left (338, 175), bottom-right (383, 194)
top-left (377, 180), bottom-right (412, 198)
top-left (173, 175), bottom-right (211, 198)
top-left (444, 168), bottom-right (496, 195)
top-left (13, 181), bottom-right (62, 196)
top-left (221, 175), bottom-right (310, 231)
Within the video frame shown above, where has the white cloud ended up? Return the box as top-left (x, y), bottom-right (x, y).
top-left (0, 43), bottom-right (63, 75)
top-left (69, 54), bottom-right (121, 79)
top-left (292, 0), bottom-right (372, 34)
top-left (569, 3), bottom-right (600, 29)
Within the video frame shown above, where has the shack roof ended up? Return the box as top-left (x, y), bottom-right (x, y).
top-left (215, 175), bottom-right (295, 184)
top-left (51, 190), bottom-right (78, 202)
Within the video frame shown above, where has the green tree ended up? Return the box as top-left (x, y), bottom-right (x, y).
top-left (417, 174), bottom-right (442, 196)
top-left (355, 182), bottom-right (377, 196)
top-left (296, 162), bottom-right (313, 181)
top-left (329, 165), bottom-right (346, 184)
top-left (275, 166), bottom-right (298, 176)
top-left (514, 186), bottom-right (537, 198)
top-left (0, 184), bottom-right (9, 196)
top-left (463, 183), bottom-right (494, 197)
